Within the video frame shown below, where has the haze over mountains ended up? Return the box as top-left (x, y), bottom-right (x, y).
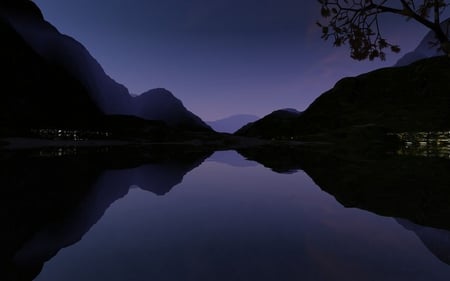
top-left (207, 114), bottom-right (259, 133)
top-left (0, 0), bottom-right (210, 131)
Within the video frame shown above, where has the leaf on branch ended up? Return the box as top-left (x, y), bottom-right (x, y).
top-left (378, 39), bottom-right (388, 49)
top-left (316, 0), bottom-right (441, 61)
top-left (334, 37), bottom-right (343, 46)
top-left (390, 45), bottom-right (401, 53)
top-left (321, 7), bottom-right (331, 17)
top-left (369, 50), bottom-right (379, 60)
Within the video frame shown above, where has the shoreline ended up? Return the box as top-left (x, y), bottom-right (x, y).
top-left (0, 136), bottom-right (319, 152)
top-left (0, 137), bottom-right (133, 150)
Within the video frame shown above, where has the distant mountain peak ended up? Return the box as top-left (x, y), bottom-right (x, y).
top-left (138, 88), bottom-right (183, 106)
top-left (207, 114), bottom-right (259, 133)
top-left (0, 0), bottom-right (45, 21)
top-left (133, 88), bottom-right (211, 130)
top-left (238, 56), bottom-right (450, 139)
top-left (1, 1), bottom-right (211, 131)
top-left (395, 18), bottom-right (450, 66)
top-left (235, 108), bottom-right (302, 137)
top-left (140, 88), bottom-right (171, 95)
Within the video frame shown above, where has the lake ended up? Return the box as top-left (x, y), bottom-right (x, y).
top-left (3, 147), bottom-right (450, 281)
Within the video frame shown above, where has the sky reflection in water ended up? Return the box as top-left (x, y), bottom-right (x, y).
top-left (34, 151), bottom-right (450, 281)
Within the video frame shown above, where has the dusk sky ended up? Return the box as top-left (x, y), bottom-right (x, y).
top-left (34, 0), bottom-right (436, 120)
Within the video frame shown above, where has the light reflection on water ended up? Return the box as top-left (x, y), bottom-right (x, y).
top-left (32, 152), bottom-right (450, 281)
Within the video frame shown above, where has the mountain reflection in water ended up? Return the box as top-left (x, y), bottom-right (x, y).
top-left (1, 146), bottom-right (450, 281)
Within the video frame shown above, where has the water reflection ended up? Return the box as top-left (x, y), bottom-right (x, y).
top-left (397, 219), bottom-right (450, 266)
top-left (0, 146), bottom-right (212, 280)
top-left (206, 150), bottom-right (258, 168)
top-left (1, 146), bottom-right (450, 280)
top-left (238, 145), bottom-right (450, 230)
top-left (32, 153), bottom-right (450, 281)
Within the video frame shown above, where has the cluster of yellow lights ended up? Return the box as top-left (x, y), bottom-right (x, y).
top-left (395, 131), bottom-right (450, 159)
top-left (32, 128), bottom-right (111, 141)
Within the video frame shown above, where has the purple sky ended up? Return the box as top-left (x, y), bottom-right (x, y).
top-left (34, 0), bottom-right (435, 120)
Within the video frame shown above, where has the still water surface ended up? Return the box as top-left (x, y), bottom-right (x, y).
top-left (29, 151), bottom-right (450, 281)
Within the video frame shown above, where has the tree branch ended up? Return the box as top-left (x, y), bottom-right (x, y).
top-left (318, 0), bottom-right (450, 60)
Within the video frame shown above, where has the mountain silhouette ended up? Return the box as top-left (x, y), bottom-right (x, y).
top-left (295, 57), bottom-right (450, 135)
top-left (0, 11), bottom-right (102, 131)
top-left (395, 19), bottom-right (450, 66)
top-left (235, 108), bottom-right (301, 138)
top-left (133, 88), bottom-right (211, 131)
top-left (236, 57), bottom-right (450, 140)
top-left (207, 114), bottom-right (259, 133)
top-left (0, 0), bottom-right (210, 131)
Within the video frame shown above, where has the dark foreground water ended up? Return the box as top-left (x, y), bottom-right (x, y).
top-left (3, 148), bottom-right (450, 281)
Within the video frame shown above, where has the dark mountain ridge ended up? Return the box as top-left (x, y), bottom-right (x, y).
top-left (0, 14), bottom-right (102, 130)
top-left (296, 56), bottom-right (450, 134)
top-left (237, 21), bottom-right (450, 140)
top-left (235, 108), bottom-right (302, 138)
top-left (0, 0), bottom-right (132, 115)
top-left (0, 0), bottom-right (211, 131)
top-left (237, 56), bottom-right (450, 140)
top-left (133, 88), bottom-right (211, 130)
top-left (0, 16), bottom-right (175, 139)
